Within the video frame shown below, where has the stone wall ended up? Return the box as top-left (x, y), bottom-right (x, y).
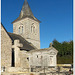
top-left (20, 51), bottom-right (29, 68)
top-left (28, 47), bottom-right (58, 67)
top-left (1, 25), bottom-right (12, 67)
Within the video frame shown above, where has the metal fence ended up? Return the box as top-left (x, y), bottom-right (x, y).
top-left (31, 66), bottom-right (73, 75)
top-left (1, 66), bottom-right (73, 75)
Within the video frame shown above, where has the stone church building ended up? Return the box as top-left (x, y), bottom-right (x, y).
top-left (1, 0), bottom-right (58, 75)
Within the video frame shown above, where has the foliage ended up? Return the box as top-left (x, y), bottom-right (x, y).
top-left (49, 39), bottom-right (73, 64)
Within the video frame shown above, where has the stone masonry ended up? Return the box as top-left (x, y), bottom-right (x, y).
top-left (28, 47), bottom-right (58, 67)
top-left (1, 25), bottom-right (12, 67)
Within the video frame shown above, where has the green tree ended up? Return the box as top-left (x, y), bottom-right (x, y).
top-left (50, 39), bottom-right (73, 64)
top-left (51, 39), bottom-right (62, 56)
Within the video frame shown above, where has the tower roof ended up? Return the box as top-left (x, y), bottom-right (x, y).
top-left (19, 0), bottom-right (34, 18)
top-left (12, 0), bottom-right (40, 23)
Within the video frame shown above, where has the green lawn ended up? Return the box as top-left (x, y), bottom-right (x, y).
top-left (57, 55), bottom-right (73, 64)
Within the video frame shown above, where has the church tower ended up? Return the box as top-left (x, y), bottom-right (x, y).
top-left (12, 0), bottom-right (40, 49)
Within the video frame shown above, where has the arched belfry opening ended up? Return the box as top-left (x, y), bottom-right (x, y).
top-left (31, 25), bottom-right (35, 33)
top-left (19, 26), bottom-right (23, 34)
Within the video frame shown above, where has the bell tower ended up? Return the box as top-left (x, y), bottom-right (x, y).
top-left (12, 0), bottom-right (40, 49)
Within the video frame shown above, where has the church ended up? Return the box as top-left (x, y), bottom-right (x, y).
top-left (1, 0), bottom-right (58, 75)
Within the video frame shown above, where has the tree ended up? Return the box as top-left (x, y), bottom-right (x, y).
top-left (49, 39), bottom-right (73, 64)
top-left (50, 39), bottom-right (73, 56)
top-left (52, 39), bottom-right (62, 56)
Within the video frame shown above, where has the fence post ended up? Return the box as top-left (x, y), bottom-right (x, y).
top-left (44, 66), bottom-right (45, 73)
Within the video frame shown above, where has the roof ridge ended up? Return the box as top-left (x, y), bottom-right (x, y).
top-left (1, 23), bottom-right (13, 41)
top-left (29, 46), bottom-right (58, 52)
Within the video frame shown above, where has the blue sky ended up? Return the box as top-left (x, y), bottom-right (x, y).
top-left (1, 0), bottom-right (73, 49)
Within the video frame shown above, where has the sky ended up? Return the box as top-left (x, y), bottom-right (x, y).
top-left (1, 0), bottom-right (73, 49)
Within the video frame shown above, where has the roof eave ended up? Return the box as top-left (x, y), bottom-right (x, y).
top-left (12, 16), bottom-right (41, 24)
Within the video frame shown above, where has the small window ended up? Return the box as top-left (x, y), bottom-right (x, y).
top-left (33, 26), bottom-right (35, 33)
top-left (31, 26), bottom-right (33, 32)
top-left (37, 55), bottom-right (38, 58)
top-left (22, 26), bottom-right (23, 33)
top-left (27, 57), bottom-right (29, 61)
top-left (19, 26), bottom-right (23, 34)
top-left (31, 23), bottom-right (35, 33)
top-left (19, 27), bottom-right (20, 33)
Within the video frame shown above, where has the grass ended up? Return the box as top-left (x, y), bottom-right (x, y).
top-left (57, 55), bottom-right (73, 64)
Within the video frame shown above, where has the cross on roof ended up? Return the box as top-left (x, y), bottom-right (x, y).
top-left (50, 43), bottom-right (53, 47)
top-left (12, 40), bottom-right (23, 49)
